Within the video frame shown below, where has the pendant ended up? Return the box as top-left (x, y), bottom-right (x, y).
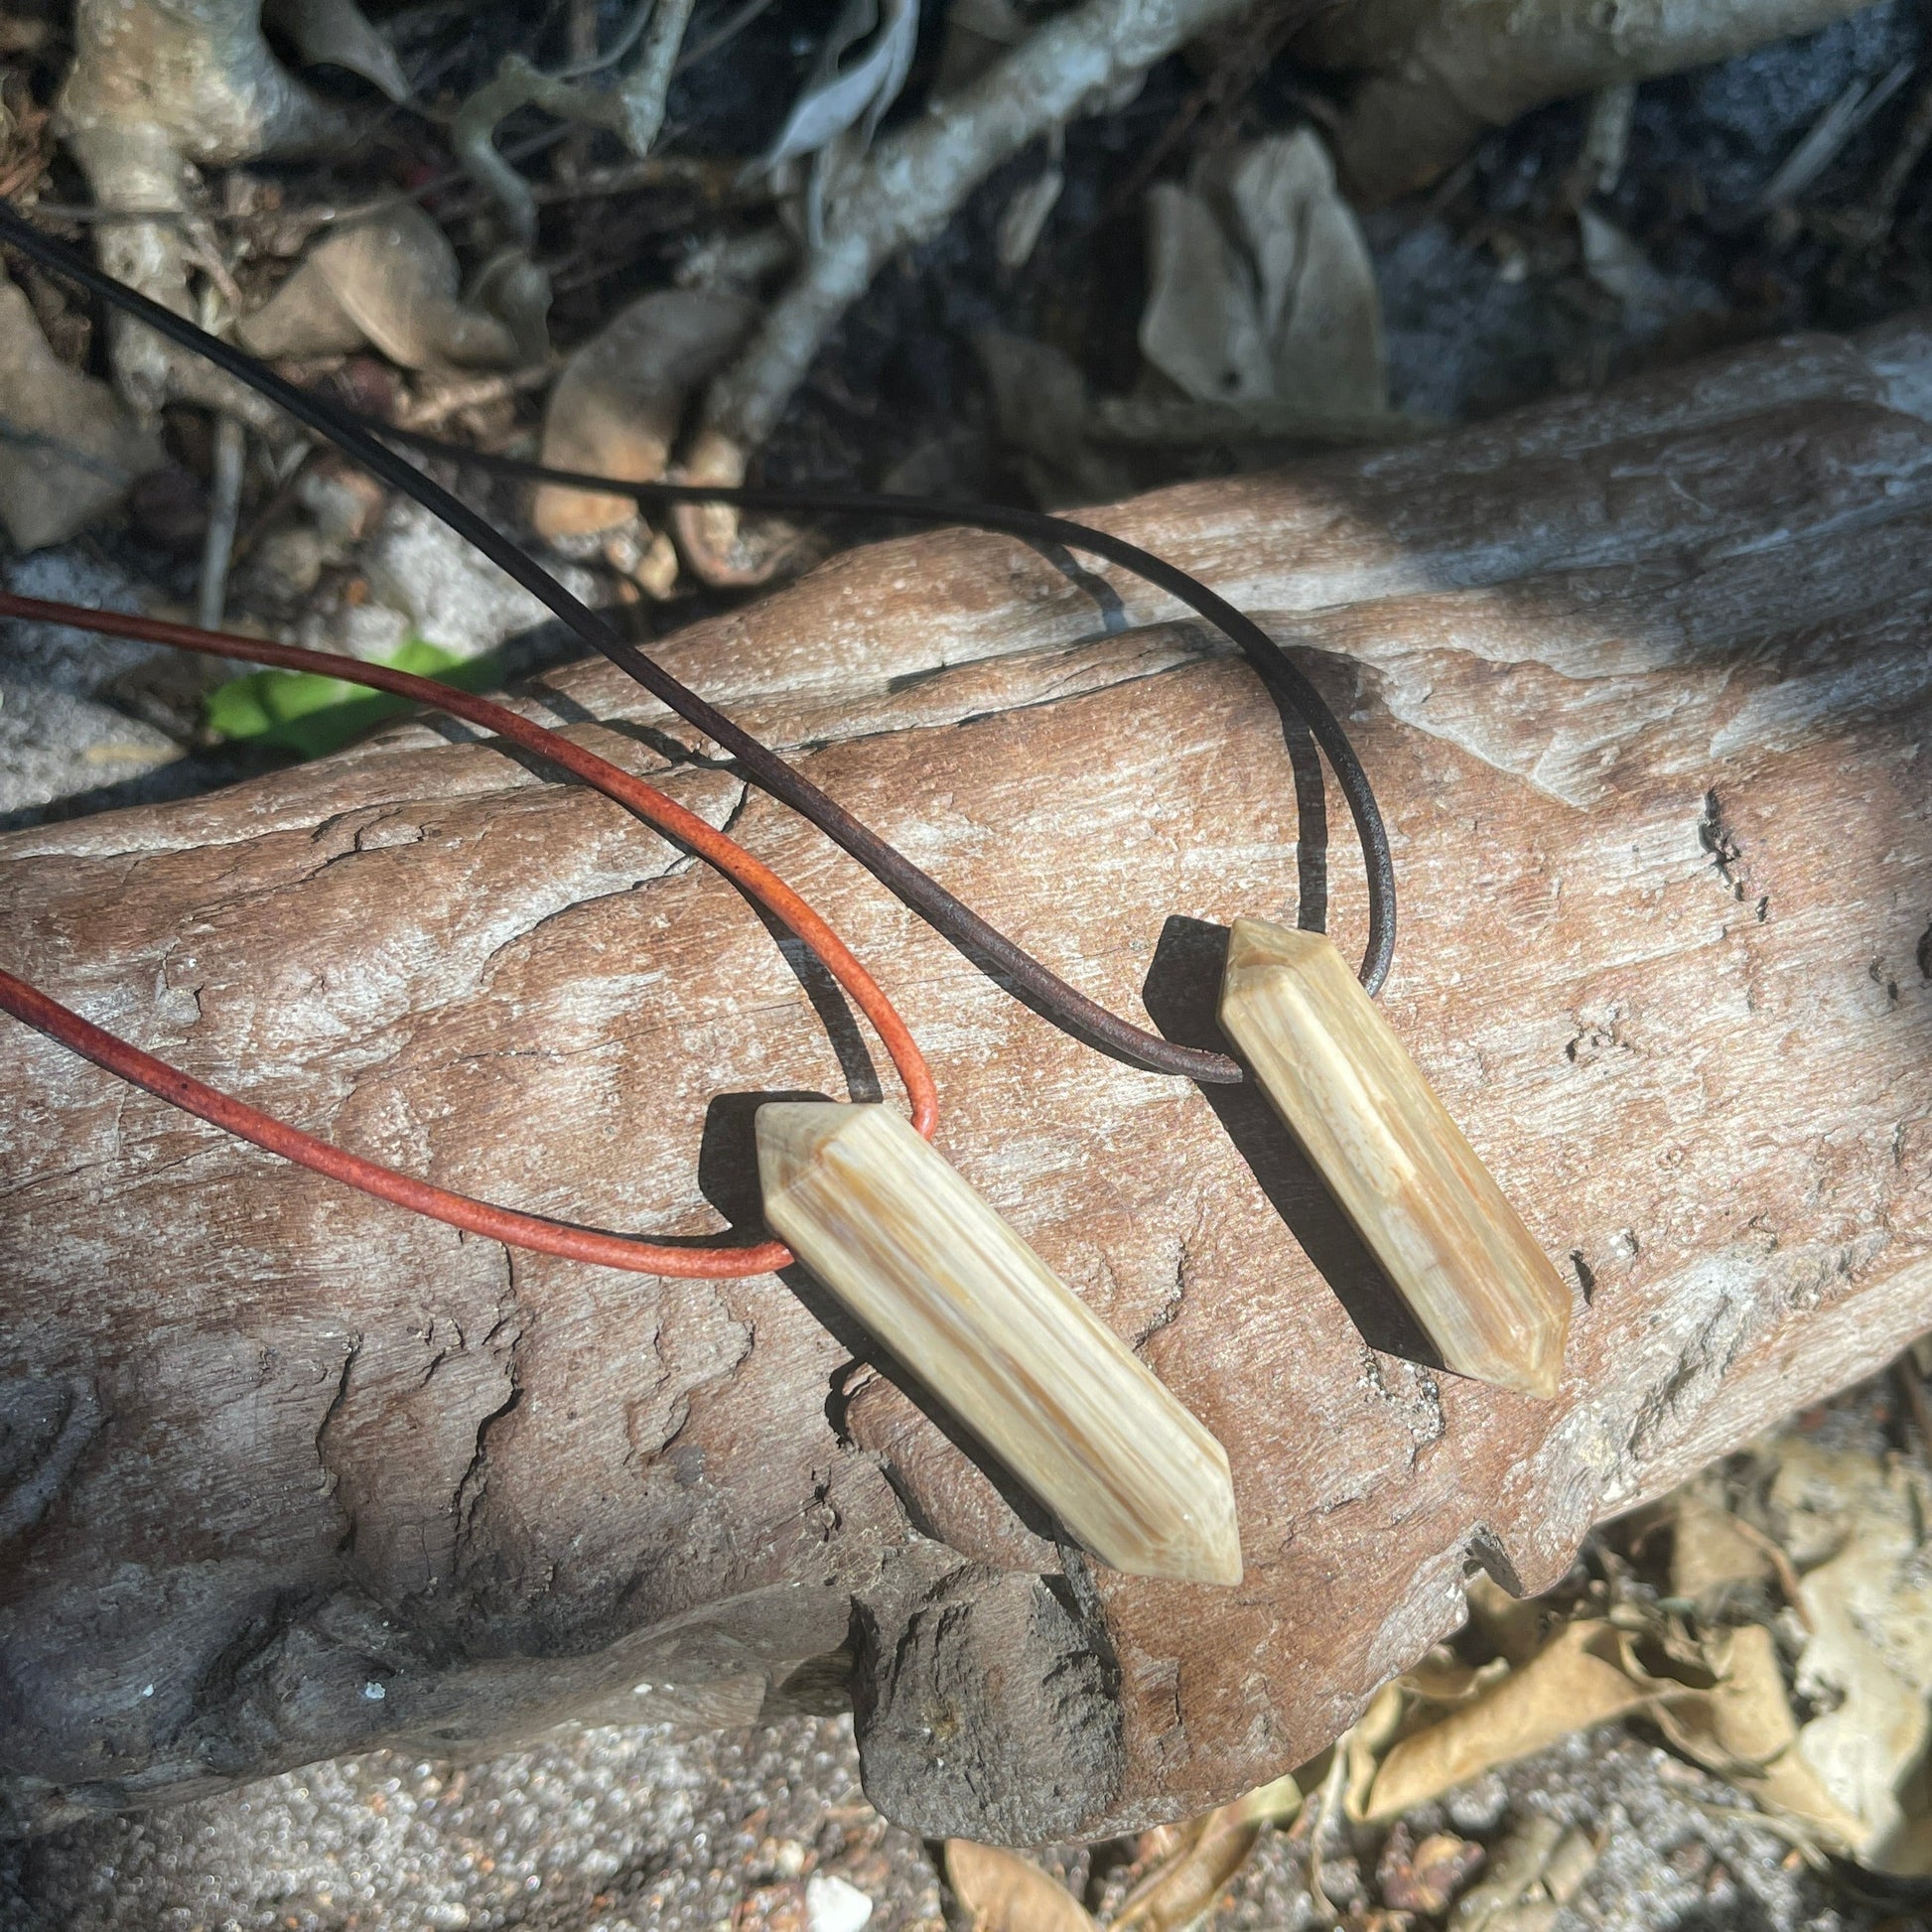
top-left (1217, 917), bottom-right (1569, 1398)
top-left (757, 1102), bottom-right (1242, 1586)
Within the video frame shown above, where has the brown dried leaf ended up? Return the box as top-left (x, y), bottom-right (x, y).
top-left (239, 207), bottom-right (518, 369)
top-left (533, 288), bottom-right (759, 540)
top-left (1769, 1439), bottom-right (1932, 1871)
top-left (1447, 1817), bottom-right (1597, 1932)
top-left (942, 1842), bottom-right (1097, 1932)
top-left (0, 268), bottom-right (162, 550)
top-left (1110, 1773), bottom-right (1300, 1932)
top-left (1363, 1620), bottom-right (1677, 1820)
top-left (1463, 1573), bottom-right (1553, 1668)
top-left (1653, 1622), bottom-right (1862, 1853)
top-left (1140, 131), bottom-right (1384, 417)
top-left (1353, 1465), bottom-right (1874, 1863)
top-left (1669, 1483), bottom-right (1776, 1611)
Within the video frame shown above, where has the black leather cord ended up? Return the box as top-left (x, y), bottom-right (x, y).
top-left (0, 200), bottom-right (1397, 1085)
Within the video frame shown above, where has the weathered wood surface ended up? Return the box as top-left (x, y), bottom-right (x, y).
top-left (3, 319), bottom-right (1930, 1842)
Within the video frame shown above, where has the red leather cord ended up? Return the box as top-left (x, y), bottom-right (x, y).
top-left (0, 589), bottom-right (938, 1279)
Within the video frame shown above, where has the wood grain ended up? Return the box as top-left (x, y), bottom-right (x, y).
top-left (2, 317), bottom-right (1930, 1842)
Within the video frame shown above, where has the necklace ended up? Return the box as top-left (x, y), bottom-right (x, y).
top-left (0, 204), bottom-right (1571, 1591)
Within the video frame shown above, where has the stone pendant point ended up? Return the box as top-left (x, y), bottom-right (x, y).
top-left (1218, 917), bottom-right (1570, 1398)
top-left (756, 1102), bottom-right (1243, 1586)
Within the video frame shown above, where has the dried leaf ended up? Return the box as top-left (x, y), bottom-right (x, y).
top-left (1363, 1620), bottom-right (1677, 1820)
top-left (1669, 1483), bottom-right (1776, 1611)
top-left (533, 288), bottom-right (759, 539)
top-left (1225, 132), bottom-right (1384, 410)
top-left (1355, 1443), bottom-right (1914, 1867)
top-left (1111, 1774), bottom-right (1300, 1932)
top-left (263, 0), bottom-right (411, 102)
top-left (1653, 1622), bottom-right (1863, 1853)
top-left (1141, 180), bottom-right (1267, 403)
top-left (1140, 131), bottom-right (1384, 417)
top-left (1463, 1573), bottom-right (1553, 1668)
top-left (935, 0), bottom-right (1028, 94)
top-left (239, 207), bottom-right (519, 369)
top-left (943, 1842), bottom-right (1098, 1932)
top-left (1773, 1440), bottom-right (1932, 1872)
top-left (0, 268), bottom-right (162, 550)
top-left (997, 165), bottom-right (1064, 271)
top-left (1449, 1817), bottom-right (1598, 1932)
top-left (765, 0), bottom-right (919, 168)
top-left (1344, 1679), bottom-right (1411, 1821)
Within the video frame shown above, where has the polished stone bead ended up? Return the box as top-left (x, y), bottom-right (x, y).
top-left (756, 1101), bottom-right (1243, 1586)
top-left (1218, 916), bottom-right (1570, 1398)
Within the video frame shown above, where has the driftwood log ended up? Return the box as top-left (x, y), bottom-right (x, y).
top-left (4, 320), bottom-right (1931, 1843)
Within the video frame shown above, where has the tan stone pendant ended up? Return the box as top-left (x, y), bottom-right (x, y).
top-left (1217, 917), bottom-right (1569, 1398)
top-left (757, 1102), bottom-right (1243, 1586)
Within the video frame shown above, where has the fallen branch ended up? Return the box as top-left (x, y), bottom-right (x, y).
top-left (3, 318), bottom-right (1931, 1843)
top-left (1291, 0), bottom-right (1884, 207)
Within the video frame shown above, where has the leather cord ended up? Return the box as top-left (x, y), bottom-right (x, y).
top-left (0, 589), bottom-right (937, 1278)
top-left (0, 201), bottom-right (1397, 1087)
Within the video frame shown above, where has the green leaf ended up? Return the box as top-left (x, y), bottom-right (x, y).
top-left (204, 636), bottom-right (508, 759)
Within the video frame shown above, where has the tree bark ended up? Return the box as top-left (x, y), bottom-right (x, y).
top-left (3, 317), bottom-right (1931, 1842)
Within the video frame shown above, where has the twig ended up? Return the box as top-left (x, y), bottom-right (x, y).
top-left (1580, 81), bottom-right (1636, 199)
top-left (682, 0), bottom-right (1259, 584)
top-left (1842, 68), bottom-right (1932, 248)
top-left (394, 361), bottom-right (559, 432)
top-left (452, 60), bottom-right (628, 246)
top-left (554, 0), bottom-right (657, 81)
top-left (197, 415), bottom-right (246, 632)
top-left (451, 0), bottom-right (699, 244)
top-left (1075, 0), bottom-right (1306, 248)
top-left (618, 0), bottom-right (700, 154)
top-left (707, 0), bottom-right (1260, 453)
top-left (1717, 57), bottom-right (1915, 227)
top-left (554, 0), bottom-right (605, 179)
top-left (29, 148), bottom-right (733, 240)
top-left (1088, 395), bottom-right (1432, 448)
top-left (676, 0), bottom-right (779, 73)
top-left (1896, 1348), bottom-right (1932, 1457)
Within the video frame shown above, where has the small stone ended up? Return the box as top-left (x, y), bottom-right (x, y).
top-left (804, 1873), bottom-right (873, 1932)
top-left (1446, 1772), bottom-right (1509, 1834)
top-left (1378, 1825), bottom-right (1484, 1914)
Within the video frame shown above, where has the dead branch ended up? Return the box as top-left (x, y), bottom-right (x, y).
top-left (3, 318), bottom-right (1931, 1843)
top-left (679, 0), bottom-right (1263, 582)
